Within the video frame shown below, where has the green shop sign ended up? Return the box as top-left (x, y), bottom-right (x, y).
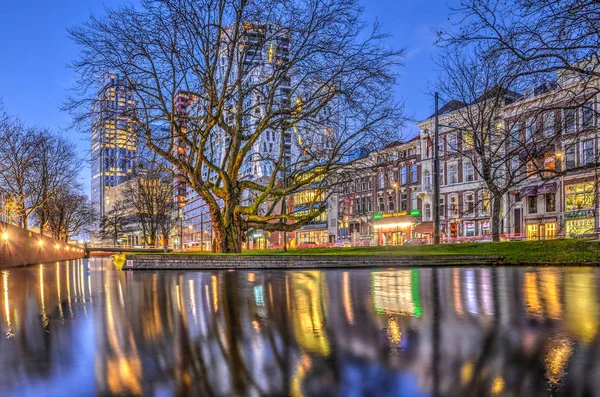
top-left (564, 210), bottom-right (595, 219)
top-left (410, 209), bottom-right (421, 217)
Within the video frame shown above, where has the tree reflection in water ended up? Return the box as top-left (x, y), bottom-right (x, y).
top-left (0, 259), bottom-right (598, 396)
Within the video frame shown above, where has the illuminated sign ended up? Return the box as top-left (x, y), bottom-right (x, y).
top-left (373, 211), bottom-right (408, 220)
top-left (410, 209), bottom-right (421, 216)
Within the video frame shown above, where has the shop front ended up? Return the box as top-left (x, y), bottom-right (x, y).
top-left (525, 217), bottom-right (557, 240)
top-left (295, 228), bottom-right (328, 246)
top-left (373, 212), bottom-right (418, 245)
top-left (564, 210), bottom-right (596, 237)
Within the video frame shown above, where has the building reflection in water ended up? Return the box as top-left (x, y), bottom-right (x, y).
top-left (0, 260), bottom-right (599, 396)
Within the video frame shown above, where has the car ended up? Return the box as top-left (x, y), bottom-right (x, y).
top-left (332, 241), bottom-right (352, 248)
top-left (297, 241), bottom-right (317, 248)
top-left (403, 238), bottom-right (428, 245)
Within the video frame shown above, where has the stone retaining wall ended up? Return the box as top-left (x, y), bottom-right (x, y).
top-left (124, 254), bottom-right (502, 270)
top-left (0, 221), bottom-right (86, 268)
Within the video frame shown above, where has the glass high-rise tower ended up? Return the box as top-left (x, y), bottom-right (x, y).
top-left (91, 74), bottom-right (138, 219)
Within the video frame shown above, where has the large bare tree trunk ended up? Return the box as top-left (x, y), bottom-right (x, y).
top-left (491, 195), bottom-right (502, 242)
top-left (213, 220), bottom-right (243, 253)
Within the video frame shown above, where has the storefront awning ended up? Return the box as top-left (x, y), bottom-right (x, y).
top-left (520, 182), bottom-right (558, 196)
top-left (537, 182), bottom-right (558, 194)
top-left (520, 185), bottom-right (537, 196)
top-left (414, 221), bottom-right (434, 234)
top-left (373, 215), bottom-right (416, 229)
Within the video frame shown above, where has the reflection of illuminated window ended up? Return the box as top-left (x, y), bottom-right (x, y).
top-left (465, 270), bottom-right (478, 315)
top-left (524, 272), bottom-right (543, 316)
top-left (371, 270), bottom-right (422, 317)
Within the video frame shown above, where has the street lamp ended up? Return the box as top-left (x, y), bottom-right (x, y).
top-left (433, 92), bottom-right (441, 245)
top-left (393, 182), bottom-right (399, 245)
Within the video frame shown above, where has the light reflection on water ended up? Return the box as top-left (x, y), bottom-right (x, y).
top-left (0, 259), bottom-right (599, 396)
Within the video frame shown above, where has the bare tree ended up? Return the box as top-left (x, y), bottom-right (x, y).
top-left (100, 199), bottom-right (129, 246)
top-left (441, 0), bottom-right (600, 82)
top-left (35, 134), bottom-right (82, 235)
top-left (436, 0), bottom-right (600, 240)
top-left (68, 0), bottom-right (405, 252)
top-left (126, 168), bottom-right (179, 247)
top-left (0, 121), bottom-right (43, 229)
top-left (43, 185), bottom-right (97, 242)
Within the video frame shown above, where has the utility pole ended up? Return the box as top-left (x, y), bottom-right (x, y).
top-left (433, 92), bottom-right (441, 245)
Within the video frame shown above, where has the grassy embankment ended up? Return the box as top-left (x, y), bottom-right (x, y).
top-left (135, 239), bottom-right (600, 264)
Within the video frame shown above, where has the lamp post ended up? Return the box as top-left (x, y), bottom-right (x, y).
top-left (433, 92), bottom-right (441, 245)
top-left (393, 182), bottom-right (399, 245)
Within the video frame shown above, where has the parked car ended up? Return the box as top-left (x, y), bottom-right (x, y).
top-left (332, 241), bottom-right (352, 248)
top-left (297, 241), bottom-right (317, 249)
top-left (403, 238), bottom-right (428, 245)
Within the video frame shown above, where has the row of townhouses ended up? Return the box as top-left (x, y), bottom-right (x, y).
top-left (333, 65), bottom-right (600, 245)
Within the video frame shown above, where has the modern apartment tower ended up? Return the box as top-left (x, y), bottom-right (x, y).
top-left (91, 74), bottom-right (138, 219)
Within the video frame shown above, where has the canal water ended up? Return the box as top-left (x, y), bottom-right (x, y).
top-left (0, 258), bottom-right (598, 396)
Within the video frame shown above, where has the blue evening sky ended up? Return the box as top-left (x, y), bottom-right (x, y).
top-left (0, 0), bottom-right (456, 194)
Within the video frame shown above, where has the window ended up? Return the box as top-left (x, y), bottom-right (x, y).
top-left (565, 144), bottom-right (576, 169)
top-left (439, 167), bottom-right (445, 186)
top-left (545, 193), bottom-right (556, 212)
top-left (510, 159), bottom-right (520, 176)
top-left (379, 172), bottom-right (385, 189)
top-left (544, 154), bottom-right (556, 177)
top-left (481, 192), bottom-right (490, 213)
top-left (582, 103), bottom-right (595, 128)
top-left (355, 179), bottom-right (361, 192)
top-left (388, 170), bottom-right (395, 187)
top-left (367, 197), bottom-right (372, 212)
top-left (424, 170), bottom-right (431, 187)
top-left (411, 191), bottom-right (418, 211)
top-left (362, 178), bottom-right (367, 191)
top-left (582, 139), bottom-right (595, 165)
top-left (439, 140), bottom-right (445, 156)
top-left (387, 196), bottom-right (395, 213)
top-left (543, 112), bottom-right (554, 137)
top-left (564, 108), bottom-right (576, 133)
top-left (411, 165), bottom-right (418, 183)
top-left (448, 165), bottom-right (458, 184)
top-left (355, 199), bottom-right (360, 214)
top-left (465, 222), bottom-right (475, 237)
top-left (448, 135), bottom-right (458, 152)
top-left (464, 162), bottom-right (474, 182)
top-left (526, 117), bottom-right (536, 140)
top-left (401, 194), bottom-right (408, 211)
top-left (565, 182), bottom-right (595, 211)
top-left (439, 196), bottom-right (446, 218)
top-left (401, 167), bottom-right (408, 184)
top-left (509, 122), bottom-right (520, 146)
top-left (528, 195), bottom-right (537, 214)
top-left (449, 195), bottom-right (458, 217)
top-left (368, 178), bottom-right (373, 190)
top-left (463, 131), bottom-right (473, 149)
top-left (465, 193), bottom-right (475, 214)
top-left (425, 203), bottom-right (432, 220)
top-left (378, 197), bottom-right (385, 212)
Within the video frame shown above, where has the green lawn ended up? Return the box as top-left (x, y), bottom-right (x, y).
top-left (134, 239), bottom-right (600, 264)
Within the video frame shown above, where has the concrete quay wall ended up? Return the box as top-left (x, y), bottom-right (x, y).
top-left (123, 254), bottom-right (502, 270)
top-left (0, 221), bottom-right (86, 268)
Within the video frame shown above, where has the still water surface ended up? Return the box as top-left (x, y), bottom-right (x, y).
top-left (0, 258), bottom-right (599, 396)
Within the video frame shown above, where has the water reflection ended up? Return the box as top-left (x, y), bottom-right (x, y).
top-left (0, 260), bottom-right (599, 396)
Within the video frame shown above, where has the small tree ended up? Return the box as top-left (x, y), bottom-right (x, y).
top-left (43, 185), bottom-right (97, 242)
top-left (126, 169), bottom-right (178, 247)
top-left (100, 199), bottom-right (129, 246)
